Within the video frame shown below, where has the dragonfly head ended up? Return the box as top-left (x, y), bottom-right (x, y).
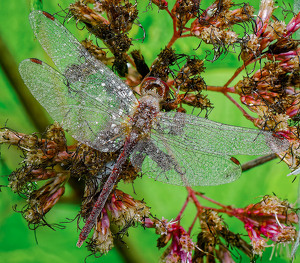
top-left (140, 77), bottom-right (169, 101)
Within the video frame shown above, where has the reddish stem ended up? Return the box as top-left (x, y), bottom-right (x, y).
top-left (175, 196), bottom-right (190, 221)
top-left (179, 33), bottom-right (193, 38)
top-left (167, 31), bottom-right (180, 48)
top-left (223, 56), bottom-right (265, 89)
top-left (165, 6), bottom-right (180, 48)
top-left (224, 92), bottom-right (255, 122)
top-left (188, 212), bottom-right (199, 235)
top-left (186, 187), bottom-right (203, 213)
top-left (166, 7), bottom-right (173, 18)
top-left (223, 63), bottom-right (246, 89)
top-left (195, 192), bottom-right (231, 209)
top-left (206, 85), bottom-right (235, 93)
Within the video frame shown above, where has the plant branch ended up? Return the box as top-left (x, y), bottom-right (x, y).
top-left (223, 92), bottom-right (255, 122)
top-left (242, 153), bottom-right (277, 172)
top-left (207, 85), bottom-right (235, 93)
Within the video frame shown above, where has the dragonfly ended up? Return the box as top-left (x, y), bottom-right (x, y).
top-left (19, 11), bottom-right (289, 248)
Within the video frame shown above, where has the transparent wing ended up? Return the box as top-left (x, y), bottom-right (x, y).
top-left (19, 59), bottom-right (126, 152)
top-left (130, 138), bottom-right (241, 186)
top-left (129, 111), bottom-right (289, 186)
top-left (28, 10), bottom-right (138, 117)
top-left (154, 111), bottom-right (289, 156)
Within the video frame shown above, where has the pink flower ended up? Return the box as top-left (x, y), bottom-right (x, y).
top-left (106, 189), bottom-right (150, 228)
top-left (235, 196), bottom-right (298, 255)
top-left (256, 0), bottom-right (275, 37)
top-left (285, 12), bottom-right (300, 37)
top-left (87, 209), bottom-right (114, 254)
top-left (158, 220), bottom-right (194, 263)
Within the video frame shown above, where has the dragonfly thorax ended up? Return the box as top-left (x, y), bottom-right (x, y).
top-left (129, 95), bottom-right (160, 136)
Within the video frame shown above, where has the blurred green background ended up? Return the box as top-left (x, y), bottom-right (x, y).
top-left (0, 0), bottom-right (298, 262)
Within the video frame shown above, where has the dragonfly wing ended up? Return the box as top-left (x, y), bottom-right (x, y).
top-left (130, 137), bottom-right (241, 186)
top-left (135, 110), bottom-right (289, 186)
top-left (155, 111), bottom-right (289, 156)
top-left (19, 59), bottom-right (125, 152)
top-left (28, 11), bottom-right (138, 117)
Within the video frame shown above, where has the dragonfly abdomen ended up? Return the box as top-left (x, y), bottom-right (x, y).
top-left (77, 131), bottom-right (139, 247)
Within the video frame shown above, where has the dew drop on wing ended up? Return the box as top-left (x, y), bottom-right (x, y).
top-left (157, 111), bottom-right (290, 156)
top-left (89, 123), bottom-right (124, 152)
top-left (168, 112), bottom-right (186, 136)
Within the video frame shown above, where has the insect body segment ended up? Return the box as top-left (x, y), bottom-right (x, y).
top-left (77, 132), bottom-right (137, 248)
